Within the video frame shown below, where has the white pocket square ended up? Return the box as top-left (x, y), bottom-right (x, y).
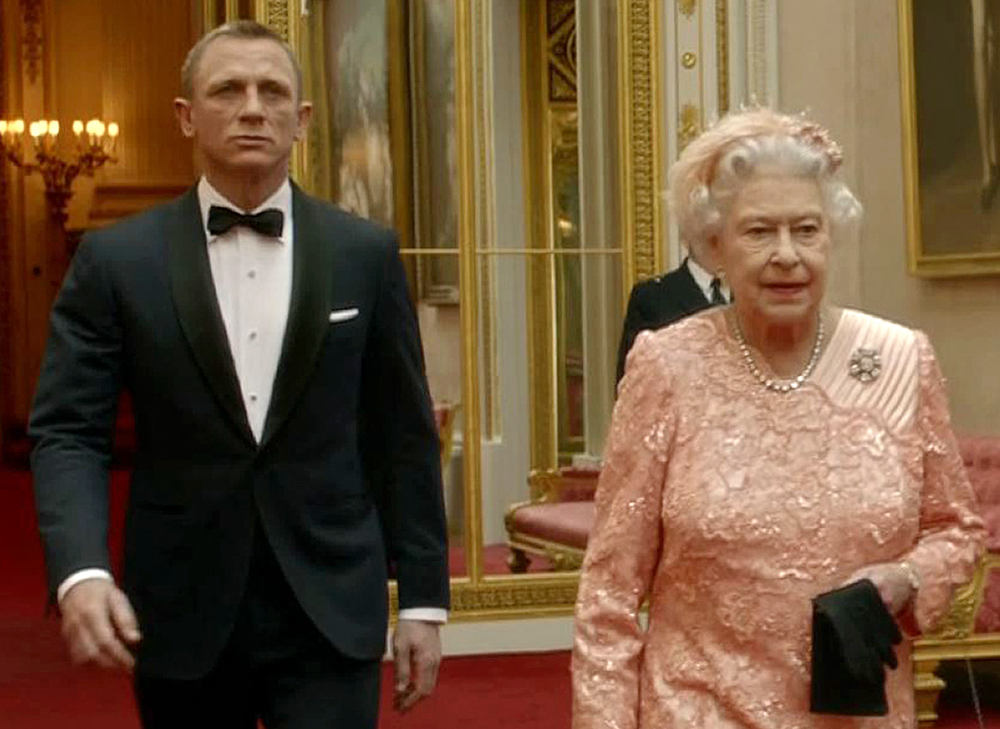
top-left (329, 308), bottom-right (359, 323)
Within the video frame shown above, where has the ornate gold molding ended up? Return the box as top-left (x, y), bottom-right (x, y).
top-left (473, 1), bottom-right (498, 440)
top-left (546, 0), bottom-right (577, 102)
top-left (522, 0), bottom-right (563, 471)
top-left (716, 0), bottom-right (729, 114)
top-left (20, 0), bottom-right (43, 85)
top-left (678, 103), bottom-right (701, 150)
top-left (619, 0), bottom-right (663, 283)
top-left (260, 0), bottom-right (290, 40)
top-left (678, 0), bottom-right (697, 19)
top-left (257, 0), bottom-right (301, 179)
top-left (389, 577), bottom-right (580, 619)
top-left (455, 0), bottom-right (484, 580)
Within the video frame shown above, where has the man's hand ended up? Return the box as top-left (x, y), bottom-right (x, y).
top-left (391, 619), bottom-right (442, 713)
top-left (843, 563), bottom-right (916, 616)
top-left (60, 578), bottom-right (141, 671)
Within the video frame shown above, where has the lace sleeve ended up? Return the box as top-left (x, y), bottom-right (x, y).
top-left (901, 332), bottom-right (986, 634)
top-left (572, 331), bottom-right (675, 729)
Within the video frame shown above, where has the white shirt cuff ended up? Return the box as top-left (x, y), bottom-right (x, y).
top-left (398, 607), bottom-right (448, 624)
top-left (57, 572), bottom-right (448, 624)
top-left (57, 569), bottom-right (114, 603)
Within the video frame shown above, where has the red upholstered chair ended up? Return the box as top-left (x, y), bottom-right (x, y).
top-left (504, 468), bottom-right (599, 573)
top-left (913, 434), bottom-right (1000, 727)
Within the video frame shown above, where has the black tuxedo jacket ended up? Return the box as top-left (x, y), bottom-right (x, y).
top-left (28, 184), bottom-right (449, 679)
top-left (615, 259), bottom-right (715, 384)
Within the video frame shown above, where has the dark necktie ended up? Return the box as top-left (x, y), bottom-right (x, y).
top-left (207, 205), bottom-right (284, 238)
top-left (709, 277), bottom-right (727, 305)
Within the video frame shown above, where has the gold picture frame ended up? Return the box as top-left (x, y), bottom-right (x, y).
top-left (899, 0), bottom-right (1000, 277)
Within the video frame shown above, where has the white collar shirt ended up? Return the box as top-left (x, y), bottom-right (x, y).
top-left (687, 256), bottom-right (732, 304)
top-left (198, 176), bottom-right (293, 443)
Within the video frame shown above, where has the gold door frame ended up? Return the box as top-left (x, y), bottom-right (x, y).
top-left (253, 0), bottom-right (720, 620)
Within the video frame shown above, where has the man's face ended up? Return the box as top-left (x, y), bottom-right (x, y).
top-left (175, 36), bottom-right (311, 182)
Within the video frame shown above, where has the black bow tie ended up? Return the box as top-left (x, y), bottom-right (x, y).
top-left (207, 205), bottom-right (284, 238)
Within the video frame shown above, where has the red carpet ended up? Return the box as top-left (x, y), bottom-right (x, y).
top-left (0, 468), bottom-right (995, 728)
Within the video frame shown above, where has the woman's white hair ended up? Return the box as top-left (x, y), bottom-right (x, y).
top-left (667, 108), bottom-right (862, 256)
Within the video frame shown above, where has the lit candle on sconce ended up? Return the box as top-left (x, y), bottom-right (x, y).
top-left (29, 120), bottom-right (45, 149)
top-left (0, 116), bottom-right (119, 227)
top-left (44, 121), bottom-right (59, 154)
top-left (85, 118), bottom-right (99, 146)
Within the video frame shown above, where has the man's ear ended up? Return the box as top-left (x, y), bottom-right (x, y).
top-left (174, 98), bottom-right (195, 138)
top-left (294, 101), bottom-right (313, 141)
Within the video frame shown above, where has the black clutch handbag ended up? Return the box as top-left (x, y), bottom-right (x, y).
top-left (810, 578), bottom-right (902, 716)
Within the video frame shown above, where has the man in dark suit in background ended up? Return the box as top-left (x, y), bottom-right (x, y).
top-left (28, 21), bottom-right (448, 729)
top-left (615, 246), bottom-right (731, 385)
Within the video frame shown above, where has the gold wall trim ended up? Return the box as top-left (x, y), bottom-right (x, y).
top-left (455, 0), bottom-right (484, 581)
top-left (618, 0), bottom-right (663, 284)
top-left (474, 0), bottom-right (498, 440)
top-left (257, 0), bottom-right (304, 181)
top-left (260, 0), bottom-right (290, 40)
top-left (678, 103), bottom-right (700, 151)
top-left (203, 0), bottom-right (219, 31)
top-left (678, 0), bottom-right (697, 20)
top-left (522, 0), bottom-right (558, 471)
top-left (716, 0), bottom-right (729, 114)
top-left (389, 576), bottom-right (580, 620)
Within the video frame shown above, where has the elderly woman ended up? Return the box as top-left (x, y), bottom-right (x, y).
top-left (572, 108), bottom-right (986, 729)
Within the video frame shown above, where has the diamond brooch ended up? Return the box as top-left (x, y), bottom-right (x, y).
top-left (849, 347), bottom-right (881, 383)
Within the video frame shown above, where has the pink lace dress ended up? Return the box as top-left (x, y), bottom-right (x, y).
top-left (572, 309), bottom-right (985, 729)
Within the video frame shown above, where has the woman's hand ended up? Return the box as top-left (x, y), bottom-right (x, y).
top-left (843, 563), bottom-right (917, 616)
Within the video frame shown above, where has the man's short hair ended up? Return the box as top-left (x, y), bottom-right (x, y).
top-left (181, 20), bottom-right (304, 100)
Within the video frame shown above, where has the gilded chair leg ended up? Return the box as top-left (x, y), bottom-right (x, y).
top-left (507, 548), bottom-right (530, 573)
top-left (914, 658), bottom-right (945, 728)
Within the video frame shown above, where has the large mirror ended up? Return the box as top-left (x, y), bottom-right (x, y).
top-left (247, 0), bottom-right (750, 618)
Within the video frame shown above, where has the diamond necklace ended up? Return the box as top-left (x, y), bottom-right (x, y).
top-left (732, 314), bottom-right (825, 394)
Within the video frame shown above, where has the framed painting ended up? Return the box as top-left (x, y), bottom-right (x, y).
top-left (294, 0), bottom-right (459, 302)
top-left (900, 0), bottom-right (1000, 276)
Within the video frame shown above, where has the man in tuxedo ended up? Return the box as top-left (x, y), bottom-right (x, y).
top-left (28, 21), bottom-right (448, 729)
top-left (615, 248), bottom-right (731, 385)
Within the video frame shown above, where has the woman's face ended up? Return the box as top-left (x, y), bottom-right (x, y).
top-left (711, 172), bottom-right (830, 329)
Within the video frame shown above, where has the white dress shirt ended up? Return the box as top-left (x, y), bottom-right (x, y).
top-left (687, 256), bottom-right (732, 304)
top-left (199, 176), bottom-right (293, 442)
top-left (59, 177), bottom-right (445, 623)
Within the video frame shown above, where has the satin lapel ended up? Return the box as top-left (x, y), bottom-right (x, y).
top-left (671, 259), bottom-right (712, 314)
top-left (260, 185), bottom-right (334, 447)
top-left (168, 188), bottom-right (255, 446)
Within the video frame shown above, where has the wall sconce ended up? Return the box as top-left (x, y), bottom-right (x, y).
top-left (0, 117), bottom-right (119, 227)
